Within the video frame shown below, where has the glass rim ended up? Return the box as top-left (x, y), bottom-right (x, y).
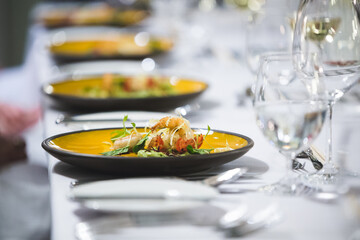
top-left (259, 51), bottom-right (292, 61)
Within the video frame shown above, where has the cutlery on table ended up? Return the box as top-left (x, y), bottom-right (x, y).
top-left (55, 114), bottom-right (148, 125)
top-left (70, 167), bottom-right (248, 188)
top-left (292, 160), bottom-right (308, 174)
top-left (297, 146), bottom-right (324, 171)
top-left (218, 204), bottom-right (282, 237)
top-left (74, 203), bottom-right (282, 239)
top-left (69, 168), bottom-right (248, 201)
top-left (200, 167), bottom-right (248, 187)
top-left (173, 103), bottom-right (200, 117)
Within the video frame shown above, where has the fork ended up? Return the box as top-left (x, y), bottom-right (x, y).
top-left (292, 160), bottom-right (308, 174)
top-left (297, 147), bottom-right (324, 171)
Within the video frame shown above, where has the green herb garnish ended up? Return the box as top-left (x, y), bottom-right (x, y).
top-left (186, 145), bottom-right (213, 155)
top-left (110, 115), bottom-right (131, 142)
top-left (133, 131), bottom-right (151, 153)
top-left (102, 146), bottom-right (130, 156)
top-left (202, 125), bottom-right (214, 149)
top-left (205, 125), bottom-right (211, 138)
top-left (137, 150), bottom-right (168, 157)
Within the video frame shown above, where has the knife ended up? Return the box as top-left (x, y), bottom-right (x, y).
top-left (55, 114), bottom-right (148, 125)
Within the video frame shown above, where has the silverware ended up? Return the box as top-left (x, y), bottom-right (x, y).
top-left (69, 168), bottom-right (248, 201)
top-left (55, 114), bottom-right (147, 125)
top-left (218, 204), bottom-right (248, 229)
top-left (218, 204), bottom-right (282, 237)
top-left (292, 159), bottom-right (308, 173)
top-left (306, 191), bottom-right (340, 204)
top-left (218, 188), bottom-right (258, 194)
top-left (70, 168), bottom-right (248, 188)
top-left (304, 148), bottom-right (324, 170)
top-left (201, 168), bottom-right (248, 187)
top-left (173, 103), bottom-right (200, 117)
top-left (74, 204), bottom-right (280, 239)
top-left (71, 194), bottom-right (207, 201)
top-left (297, 147), bottom-right (324, 171)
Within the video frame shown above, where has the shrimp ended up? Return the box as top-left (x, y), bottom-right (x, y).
top-left (113, 132), bottom-right (142, 151)
top-left (102, 73), bottom-right (113, 92)
top-left (151, 116), bottom-right (192, 138)
top-left (145, 116), bottom-right (204, 153)
top-left (176, 134), bottom-right (204, 153)
top-left (123, 75), bottom-right (149, 92)
top-left (146, 134), bottom-right (166, 152)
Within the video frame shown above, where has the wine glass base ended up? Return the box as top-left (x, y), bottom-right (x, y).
top-left (303, 162), bottom-right (339, 182)
top-left (300, 172), bottom-right (340, 193)
top-left (258, 176), bottom-right (317, 196)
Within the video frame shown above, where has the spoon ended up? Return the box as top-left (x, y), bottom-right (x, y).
top-left (173, 103), bottom-right (200, 117)
top-left (307, 191), bottom-right (340, 204)
top-left (201, 168), bottom-right (248, 187)
top-left (219, 204), bottom-right (282, 237)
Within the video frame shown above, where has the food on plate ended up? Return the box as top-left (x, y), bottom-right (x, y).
top-left (82, 74), bottom-right (177, 98)
top-left (102, 116), bottom-right (214, 157)
top-left (49, 34), bottom-right (173, 57)
top-left (145, 116), bottom-right (204, 153)
top-left (36, 3), bottom-right (149, 27)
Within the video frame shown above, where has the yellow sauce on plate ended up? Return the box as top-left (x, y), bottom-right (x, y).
top-left (50, 35), bottom-right (173, 57)
top-left (49, 128), bottom-right (248, 157)
top-left (47, 77), bottom-right (208, 97)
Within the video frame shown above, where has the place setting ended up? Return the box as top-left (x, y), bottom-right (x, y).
top-left (43, 106), bottom-right (273, 237)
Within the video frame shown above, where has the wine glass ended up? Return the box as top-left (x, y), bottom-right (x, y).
top-left (225, 0), bottom-right (266, 13)
top-left (293, 0), bottom-right (360, 182)
top-left (254, 52), bottom-right (327, 195)
top-left (245, 0), bottom-right (293, 95)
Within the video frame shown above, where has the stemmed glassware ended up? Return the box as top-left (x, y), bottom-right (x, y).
top-left (244, 0), bottom-right (293, 96)
top-left (293, 0), bottom-right (360, 182)
top-left (225, 0), bottom-right (266, 13)
top-left (253, 52), bottom-right (327, 195)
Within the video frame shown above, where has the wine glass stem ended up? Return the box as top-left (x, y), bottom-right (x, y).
top-left (285, 152), bottom-right (296, 174)
top-left (327, 101), bottom-right (334, 165)
top-left (316, 41), bottom-right (324, 53)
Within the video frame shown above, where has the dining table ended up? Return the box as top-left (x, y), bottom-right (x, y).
top-left (7, 4), bottom-right (360, 240)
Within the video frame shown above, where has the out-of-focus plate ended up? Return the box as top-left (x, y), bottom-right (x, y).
top-left (42, 128), bottom-right (254, 175)
top-left (34, 2), bottom-right (150, 28)
top-left (69, 178), bottom-right (218, 213)
top-left (48, 27), bottom-right (173, 62)
top-left (43, 74), bottom-right (208, 111)
top-left (57, 111), bottom-right (170, 130)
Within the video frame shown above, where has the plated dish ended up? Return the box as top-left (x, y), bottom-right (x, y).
top-left (42, 116), bottom-right (254, 175)
top-left (48, 28), bottom-right (173, 62)
top-left (43, 74), bottom-right (207, 111)
top-left (34, 1), bottom-right (150, 28)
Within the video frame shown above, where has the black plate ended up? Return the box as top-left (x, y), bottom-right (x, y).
top-left (42, 128), bottom-right (254, 176)
top-left (43, 89), bottom-right (206, 112)
top-left (52, 51), bottom-right (164, 64)
top-left (42, 78), bottom-right (208, 111)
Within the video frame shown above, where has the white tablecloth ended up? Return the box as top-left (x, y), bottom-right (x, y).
top-left (3, 7), bottom-right (360, 240)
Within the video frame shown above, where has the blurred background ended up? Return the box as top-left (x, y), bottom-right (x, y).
top-left (0, 0), bottom-right (41, 67)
